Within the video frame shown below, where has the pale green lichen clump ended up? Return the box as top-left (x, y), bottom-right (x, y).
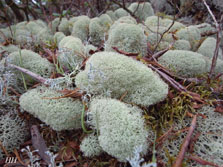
top-left (26, 20), bottom-right (47, 35)
top-left (88, 98), bottom-right (149, 162)
top-left (71, 16), bottom-right (90, 42)
top-left (145, 16), bottom-right (185, 33)
top-left (173, 40), bottom-right (191, 50)
top-left (197, 37), bottom-right (223, 59)
top-left (75, 52), bottom-right (168, 106)
top-left (5, 49), bottom-right (54, 85)
top-left (128, 2), bottom-right (154, 22)
top-left (14, 29), bottom-right (32, 45)
top-left (89, 18), bottom-right (104, 46)
top-left (53, 32), bottom-right (66, 44)
top-left (50, 17), bottom-right (60, 33)
top-left (106, 10), bottom-right (118, 21)
top-left (175, 26), bottom-right (201, 51)
top-left (99, 14), bottom-right (113, 32)
top-left (105, 23), bottom-right (147, 56)
top-left (195, 23), bottom-right (216, 35)
top-left (58, 36), bottom-right (85, 54)
top-left (158, 50), bottom-right (207, 77)
top-left (114, 8), bottom-right (128, 18)
top-left (80, 133), bottom-right (103, 157)
top-left (0, 44), bottom-right (19, 58)
top-left (19, 86), bottom-right (83, 131)
top-left (58, 18), bottom-right (70, 35)
top-left (58, 36), bottom-right (85, 70)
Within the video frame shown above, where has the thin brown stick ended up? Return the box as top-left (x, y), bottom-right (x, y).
top-left (31, 125), bottom-right (52, 165)
top-left (13, 149), bottom-right (26, 166)
top-left (155, 126), bottom-right (174, 149)
top-left (148, 41), bottom-right (175, 61)
top-left (148, 64), bottom-right (186, 92)
top-left (119, 91), bottom-right (128, 101)
top-left (172, 115), bottom-right (197, 167)
top-left (8, 63), bottom-right (48, 84)
top-left (153, 16), bottom-right (176, 52)
top-left (110, 0), bottom-right (138, 21)
top-left (187, 155), bottom-right (219, 167)
top-left (0, 141), bottom-right (10, 157)
top-left (202, 0), bottom-right (222, 78)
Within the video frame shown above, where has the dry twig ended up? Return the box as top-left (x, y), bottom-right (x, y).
top-left (172, 115), bottom-right (197, 167)
top-left (187, 155), bottom-right (220, 167)
top-left (8, 63), bottom-right (48, 84)
top-left (110, 0), bottom-right (138, 21)
top-left (202, 0), bottom-right (222, 78)
top-left (31, 125), bottom-right (51, 165)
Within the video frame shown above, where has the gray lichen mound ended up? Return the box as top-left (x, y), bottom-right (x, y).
top-left (128, 2), bottom-right (154, 21)
top-left (89, 18), bottom-right (104, 46)
top-left (114, 8), bottom-right (128, 18)
top-left (14, 29), bottom-right (32, 45)
top-left (58, 18), bottom-right (70, 35)
top-left (175, 26), bottom-right (201, 51)
top-left (5, 49), bottom-right (54, 84)
top-left (80, 133), bottom-right (103, 157)
top-left (0, 112), bottom-right (29, 159)
top-left (108, 16), bottom-right (137, 33)
top-left (106, 10), bottom-right (118, 21)
top-left (71, 16), bottom-right (90, 42)
top-left (105, 23), bottom-right (147, 56)
top-left (53, 32), bottom-right (66, 44)
top-left (58, 36), bottom-right (85, 70)
top-left (75, 52), bottom-right (168, 106)
top-left (26, 20), bottom-right (47, 35)
top-left (35, 27), bottom-right (53, 44)
top-left (195, 23), bottom-right (216, 35)
top-left (197, 37), bottom-right (223, 60)
top-left (0, 44), bottom-right (19, 59)
top-left (99, 14), bottom-right (113, 32)
top-left (0, 28), bottom-right (13, 43)
top-left (173, 40), bottom-right (191, 50)
top-left (19, 86), bottom-right (83, 131)
top-left (158, 50), bottom-right (207, 77)
top-left (145, 16), bottom-right (185, 33)
top-left (204, 57), bottom-right (223, 75)
top-left (88, 98), bottom-right (149, 162)
top-left (58, 36), bottom-right (85, 54)
top-left (50, 17), bottom-right (60, 33)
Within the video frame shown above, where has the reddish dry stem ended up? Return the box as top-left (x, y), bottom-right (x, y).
top-left (31, 125), bottom-right (51, 165)
top-left (8, 63), bottom-right (48, 84)
top-left (202, 0), bottom-right (222, 78)
top-left (172, 115), bottom-right (197, 167)
top-left (155, 126), bottom-right (174, 149)
top-left (187, 155), bottom-right (220, 167)
top-left (0, 141), bottom-right (9, 157)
